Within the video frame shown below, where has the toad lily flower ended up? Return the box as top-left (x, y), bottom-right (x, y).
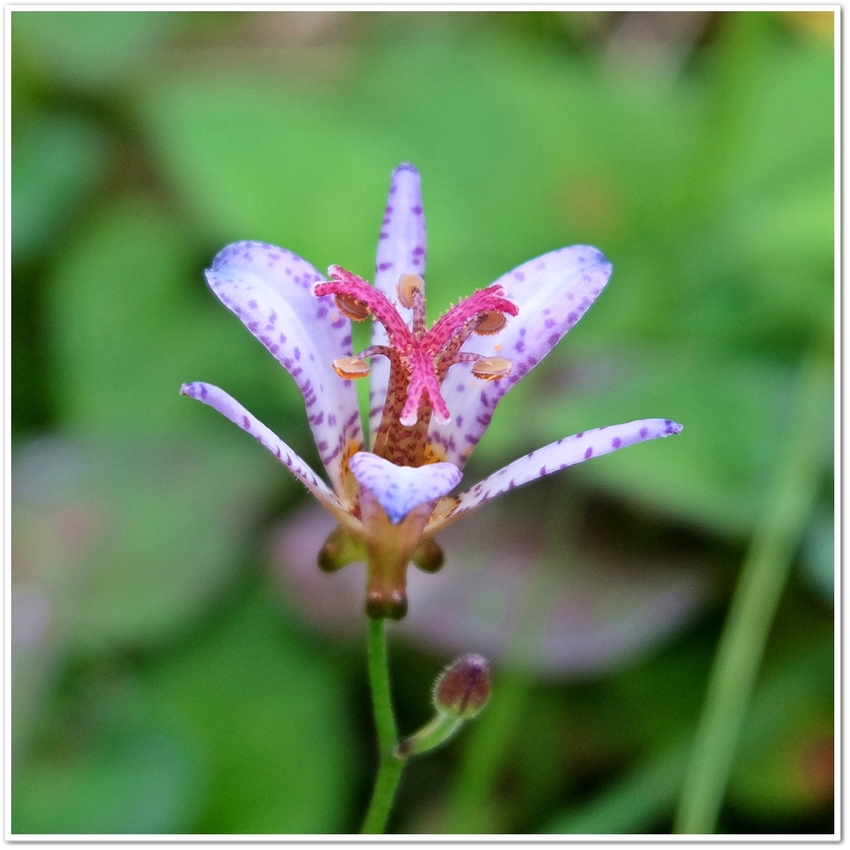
top-left (181, 164), bottom-right (682, 620)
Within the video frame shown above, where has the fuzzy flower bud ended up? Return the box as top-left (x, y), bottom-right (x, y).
top-left (432, 653), bottom-right (491, 719)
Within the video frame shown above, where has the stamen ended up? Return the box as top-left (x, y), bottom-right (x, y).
top-left (474, 311), bottom-right (508, 335)
top-left (332, 356), bottom-right (371, 379)
top-left (397, 273), bottom-right (424, 310)
top-left (471, 357), bottom-right (512, 381)
top-left (334, 293), bottom-right (372, 321)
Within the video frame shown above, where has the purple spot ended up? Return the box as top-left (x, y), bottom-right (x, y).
top-left (380, 231), bottom-right (390, 239)
top-left (242, 415), bottom-right (251, 429)
top-left (411, 205), bottom-right (422, 214)
top-left (612, 437), bottom-right (622, 448)
top-left (378, 262), bottom-right (392, 271)
top-left (514, 271), bottom-right (525, 282)
top-left (584, 446), bottom-right (593, 459)
top-left (248, 300), bottom-right (258, 310)
top-left (640, 427), bottom-right (648, 438)
top-left (294, 347), bottom-right (301, 360)
top-left (412, 246), bottom-right (425, 256)
top-left (548, 333), bottom-right (559, 347)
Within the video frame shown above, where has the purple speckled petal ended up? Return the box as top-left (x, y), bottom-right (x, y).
top-left (369, 164), bottom-right (428, 443)
top-left (428, 246), bottom-right (613, 469)
top-left (349, 451), bottom-right (461, 525)
top-left (180, 381), bottom-right (355, 526)
top-left (204, 241), bottom-right (364, 493)
top-left (428, 418), bottom-right (682, 533)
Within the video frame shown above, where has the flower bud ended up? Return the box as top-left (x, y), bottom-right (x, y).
top-left (432, 653), bottom-right (491, 719)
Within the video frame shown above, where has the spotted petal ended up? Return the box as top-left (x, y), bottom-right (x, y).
top-left (349, 451), bottom-right (461, 525)
top-left (428, 246), bottom-right (613, 469)
top-left (369, 164), bottom-right (428, 442)
top-left (205, 241), bottom-right (364, 494)
top-left (181, 381), bottom-right (355, 528)
top-left (428, 419), bottom-right (682, 534)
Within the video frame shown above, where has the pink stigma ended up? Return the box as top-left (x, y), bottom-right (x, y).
top-left (315, 267), bottom-right (518, 428)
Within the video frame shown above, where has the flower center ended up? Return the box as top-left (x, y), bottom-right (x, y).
top-left (314, 266), bottom-right (518, 449)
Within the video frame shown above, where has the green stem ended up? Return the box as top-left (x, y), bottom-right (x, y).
top-left (361, 618), bottom-right (405, 834)
top-left (673, 353), bottom-right (830, 834)
top-left (397, 713), bottom-right (464, 759)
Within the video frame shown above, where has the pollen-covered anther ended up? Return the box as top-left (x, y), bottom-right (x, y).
top-left (471, 356), bottom-right (512, 381)
top-left (334, 292), bottom-right (372, 321)
top-left (397, 273), bottom-right (424, 309)
top-left (474, 311), bottom-right (508, 335)
top-left (332, 355), bottom-right (371, 379)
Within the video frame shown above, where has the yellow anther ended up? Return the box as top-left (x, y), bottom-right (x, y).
top-left (474, 311), bottom-right (508, 335)
top-left (332, 356), bottom-right (371, 379)
top-left (334, 293), bottom-right (372, 321)
top-left (471, 356), bottom-right (512, 381)
top-left (397, 273), bottom-right (424, 309)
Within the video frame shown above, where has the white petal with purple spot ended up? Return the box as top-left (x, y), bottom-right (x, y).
top-left (180, 381), bottom-right (354, 526)
top-left (205, 241), bottom-right (364, 492)
top-left (429, 418), bottom-right (682, 533)
top-left (369, 164), bottom-right (427, 442)
top-left (428, 246), bottom-right (613, 469)
top-left (349, 451), bottom-right (461, 525)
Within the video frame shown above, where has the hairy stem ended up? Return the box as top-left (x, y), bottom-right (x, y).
top-left (361, 618), bottom-right (405, 834)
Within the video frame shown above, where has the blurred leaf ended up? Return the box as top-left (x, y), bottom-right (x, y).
top-left (13, 720), bottom-right (200, 834)
top-left (12, 434), bottom-right (281, 651)
top-left (144, 584), bottom-right (358, 833)
top-left (12, 11), bottom-right (187, 90)
top-left (800, 504), bottom-right (834, 603)
top-left (139, 31), bottom-right (695, 311)
top-left (46, 193), bottom-right (306, 439)
top-left (142, 73), bottom-right (397, 273)
top-left (12, 113), bottom-right (108, 263)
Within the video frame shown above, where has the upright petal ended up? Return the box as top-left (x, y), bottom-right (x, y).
top-left (369, 164), bottom-right (428, 442)
top-left (205, 241), bottom-right (364, 494)
top-left (180, 382), bottom-right (357, 529)
top-left (349, 451), bottom-right (461, 526)
top-left (427, 418), bottom-right (682, 534)
top-left (428, 246), bottom-right (613, 468)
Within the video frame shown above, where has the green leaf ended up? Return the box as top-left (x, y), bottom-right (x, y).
top-left (46, 193), bottom-right (306, 438)
top-left (12, 113), bottom-right (108, 263)
top-left (145, 584), bottom-right (359, 833)
top-left (13, 721), bottom-right (201, 834)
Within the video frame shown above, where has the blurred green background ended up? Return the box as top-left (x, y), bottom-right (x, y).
top-left (12, 10), bottom-right (834, 835)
